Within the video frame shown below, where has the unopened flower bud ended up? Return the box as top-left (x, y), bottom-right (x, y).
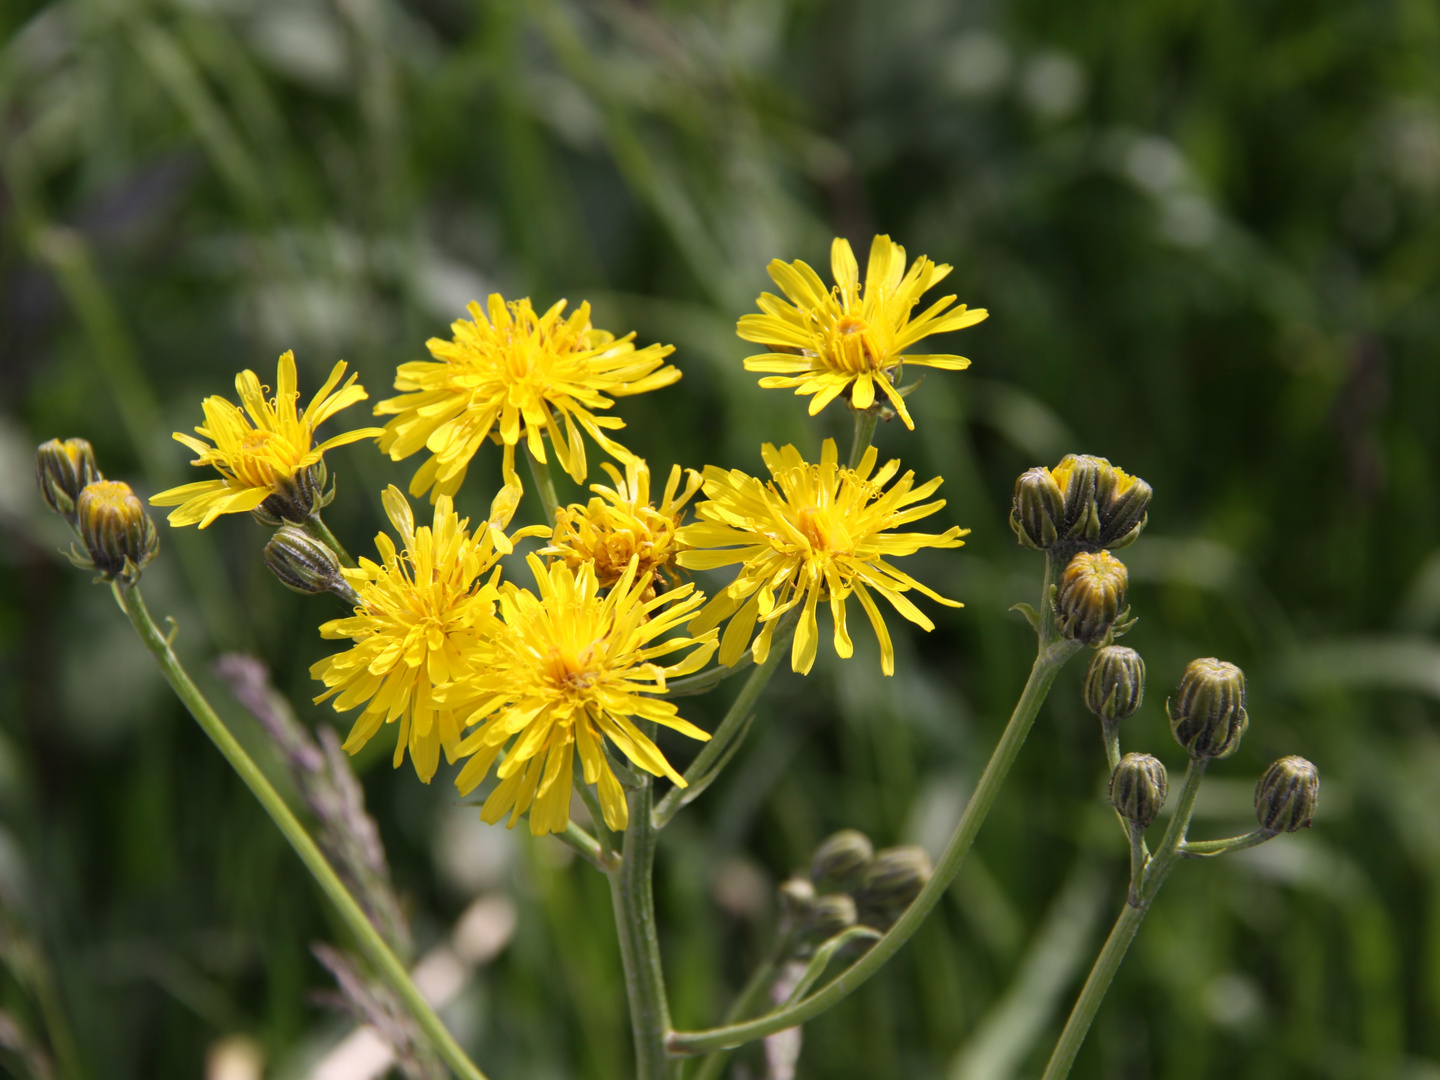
top-left (264, 526), bottom-right (358, 604)
top-left (76, 480), bottom-right (159, 583)
top-left (802, 893), bottom-right (857, 945)
top-left (251, 460), bottom-right (332, 527)
top-left (1109, 753), bottom-right (1169, 830)
top-left (809, 830), bottom-right (874, 894)
top-left (778, 876), bottom-right (816, 925)
top-left (36, 438), bottom-right (101, 522)
top-left (1051, 454), bottom-right (1105, 542)
top-left (1255, 756), bottom-right (1319, 834)
top-left (1010, 467), bottom-right (1065, 551)
top-left (1084, 646), bottom-right (1145, 723)
top-left (1055, 551), bottom-right (1129, 645)
top-left (1167, 658), bottom-right (1248, 760)
top-left (855, 846), bottom-right (932, 925)
top-left (1096, 466), bottom-right (1151, 550)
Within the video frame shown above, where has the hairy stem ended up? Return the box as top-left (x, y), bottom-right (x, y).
top-left (113, 582), bottom-right (487, 1080)
top-left (667, 557), bottom-right (1080, 1055)
top-left (611, 724), bottom-right (676, 1080)
top-left (653, 611), bottom-right (797, 829)
top-left (1041, 758), bottom-right (1208, 1080)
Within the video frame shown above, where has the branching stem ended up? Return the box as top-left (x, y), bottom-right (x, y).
top-left (666, 556), bottom-right (1081, 1056)
top-left (112, 582), bottom-right (486, 1080)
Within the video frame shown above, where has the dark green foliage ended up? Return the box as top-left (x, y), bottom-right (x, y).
top-left (2, 0), bottom-right (1438, 1076)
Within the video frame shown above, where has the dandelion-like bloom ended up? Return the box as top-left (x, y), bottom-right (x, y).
top-left (541, 459), bottom-right (701, 595)
top-left (675, 439), bottom-right (967, 676)
top-left (375, 295), bottom-right (681, 503)
top-left (738, 234), bottom-right (987, 429)
top-left (150, 351), bottom-right (383, 527)
top-left (309, 485), bottom-right (548, 783)
top-left (444, 555), bottom-right (716, 835)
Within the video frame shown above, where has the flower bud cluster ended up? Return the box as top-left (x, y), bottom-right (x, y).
top-left (37, 439), bottom-right (160, 585)
top-left (1010, 454), bottom-right (1151, 555)
top-left (779, 829), bottom-right (932, 953)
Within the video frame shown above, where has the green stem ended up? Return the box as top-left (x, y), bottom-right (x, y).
top-left (575, 770), bottom-right (619, 862)
top-left (1040, 757), bottom-right (1208, 1080)
top-left (1126, 824), bottom-right (1146, 908)
top-left (1101, 719), bottom-right (1121, 774)
top-left (1038, 897), bottom-right (1148, 1080)
top-left (609, 723), bottom-right (675, 1080)
top-left (559, 820), bottom-right (620, 872)
top-left (527, 444), bottom-right (562, 525)
top-left (652, 611), bottom-right (798, 829)
top-left (1181, 830), bottom-right (1273, 857)
top-left (667, 557), bottom-right (1081, 1056)
top-left (1140, 758), bottom-right (1207, 904)
top-left (848, 408), bottom-right (879, 469)
top-left (112, 582), bottom-right (487, 1080)
top-left (305, 512), bottom-right (356, 568)
top-left (663, 651), bottom-right (754, 698)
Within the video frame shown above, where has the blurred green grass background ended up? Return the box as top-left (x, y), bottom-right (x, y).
top-left (3, 0), bottom-right (1440, 1076)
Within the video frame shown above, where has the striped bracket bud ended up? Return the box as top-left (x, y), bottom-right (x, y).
top-left (1084, 645), bottom-right (1146, 723)
top-left (1055, 550), bottom-right (1129, 646)
top-left (1255, 756), bottom-right (1319, 833)
top-left (1110, 753), bottom-right (1169, 830)
top-left (1167, 658), bottom-right (1249, 760)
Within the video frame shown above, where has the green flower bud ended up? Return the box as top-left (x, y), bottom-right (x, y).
top-left (251, 460), bottom-right (332, 527)
top-left (1084, 646), bottom-right (1146, 723)
top-left (264, 526), bottom-right (360, 604)
top-left (1096, 467), bottom-right (1151, 550)
top-left (1255, 756), bottom-right (1319, 834)
top-left (1167, 658), bottom-right (1249, 760)
top-left (855, 846), bottom-right (932, 926)
top-left (1109, 753), bottom-right (1169, 830)
top-left (1055, 550), bottom-right (1129, 646)
top-left (809, 830), bottom-right (874, 894)
top-left (1010, 467), bottom-right (1065, 551)
top-left (76, 480), bottom-right (159, 583)
top-left (777, 876), bottom-right (816, 925)
top-left (802, 893), bottom-right (857, 946)
top-left (36, 438), bottom-right (101, 522)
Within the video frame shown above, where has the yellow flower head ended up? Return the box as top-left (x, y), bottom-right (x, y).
top-left (675, 439), bottom-right (967, 677)
top-left (375, 295), bottom-right (681, 502)
top-left (738, 235), bottom-right (987, 430)
top-left (310, 485), bottom-right (548, 783)
top-left (150, 351), bottom-right (383, 527)
top-left (445, 554), bottom-right (717, 836)
top-left (541, 459), bottom-right (702, 596)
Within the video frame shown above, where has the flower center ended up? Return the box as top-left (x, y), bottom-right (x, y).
top-left (542, 645), bottom-right (598, 693)
top-left (231, 429), bottom-right (305, 489)
top-left (797, 506), bottom-right (853, 555)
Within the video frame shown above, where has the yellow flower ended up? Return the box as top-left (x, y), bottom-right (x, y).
top-left (446, 554), bottom-right (716, 836)
top-left (675, 439), bottom-right (967, 676)
top-left (541, 458), bottom-right (702, 595)
top-left (375, 295), bottom-right (681, 503)
top-left (309, 485), bottom-right (548, 783)
top-left (150, 351), bottom-right (383, 527)
top-left (737, 235), bottom-right (987, 429)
